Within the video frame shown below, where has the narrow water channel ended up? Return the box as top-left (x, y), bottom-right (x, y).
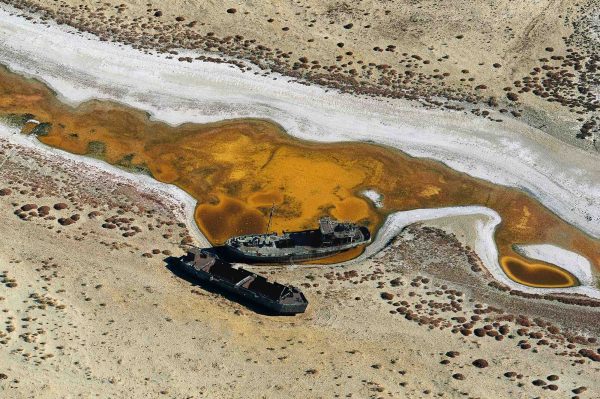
top-left (1, 65), bottom-right (597, 288)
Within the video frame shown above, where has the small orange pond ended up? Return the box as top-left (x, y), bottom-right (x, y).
top-left (0, 65), bottom-right (598, 287)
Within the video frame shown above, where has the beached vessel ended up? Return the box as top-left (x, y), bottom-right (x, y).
top-left (224, 217), bottom-right (371, 263)
top-left (178, 248), bottom-right (308, 314)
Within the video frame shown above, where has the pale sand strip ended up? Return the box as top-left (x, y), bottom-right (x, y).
top-left (0, 4), bottom-right (598, 241)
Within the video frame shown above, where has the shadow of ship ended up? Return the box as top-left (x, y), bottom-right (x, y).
top-left (201, 245), bottom-right (240, 262)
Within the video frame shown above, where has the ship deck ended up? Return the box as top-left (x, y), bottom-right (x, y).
top-left (184, 252), bottom-right (306, 304)
top-left (225, 221), bottom-right (371, 263)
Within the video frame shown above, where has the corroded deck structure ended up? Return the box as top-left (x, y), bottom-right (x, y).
top-left (225, 217), bottom-right (371, 263)
top-left (179, 249), bottom-right (308, 314)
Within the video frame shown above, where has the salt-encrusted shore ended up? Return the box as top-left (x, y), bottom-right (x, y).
top-left (0, 123), bottom-right (210, 248)
top-left (0, 4), bottom-right (599, 243)
top-left (514, 244), bottom-right (594, 288)
top-left (4, 119), bottom-right (598, 298)
top-left (344, 207), bottom-right (600, 299)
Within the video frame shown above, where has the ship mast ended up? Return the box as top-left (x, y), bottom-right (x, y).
top-left (266, 203), bottom-right (275, 234)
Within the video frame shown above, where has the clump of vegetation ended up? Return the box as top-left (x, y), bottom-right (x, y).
top-left (115, 153), bottom-right (152, 176)
top-left (86, 140), bottom-right (106, 157)
top-left (31, 122), bottom-right (52, 137)
top-left (0, 113), bottom-right (34, 127)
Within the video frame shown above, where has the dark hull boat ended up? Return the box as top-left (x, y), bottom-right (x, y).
top-left (179, 248), bottom-right (308, 315)
top-left (225, 217), bottom-right (371, 263)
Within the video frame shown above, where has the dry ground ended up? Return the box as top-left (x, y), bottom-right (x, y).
top-left (0, 137), bottom-right (598, 398)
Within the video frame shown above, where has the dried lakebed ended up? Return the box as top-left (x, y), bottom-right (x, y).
top-left (0, 66), bottom-right (598, 293)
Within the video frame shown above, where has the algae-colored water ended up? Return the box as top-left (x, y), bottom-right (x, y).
top-left (501, 256), bottom-right (577, 288)
top-left (1, 65), bottom-right (597, 288)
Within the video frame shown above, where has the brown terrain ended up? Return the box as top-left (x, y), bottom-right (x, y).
top-left (3, 0), bottom-right (599, 150)
top-left (0, 135), bottom-right (599, 398)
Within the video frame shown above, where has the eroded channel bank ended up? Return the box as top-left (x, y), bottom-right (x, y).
top-left (0, 65), bottom-right (598, 288)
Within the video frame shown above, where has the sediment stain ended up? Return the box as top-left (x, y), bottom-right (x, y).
top-left (0, 65), bottom-right (595, 287)
top-left (501, 256), bottom-right (576, 288)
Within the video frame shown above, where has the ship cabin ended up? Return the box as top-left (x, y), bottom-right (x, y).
top-left (318, 217), bottom-right (361, 246)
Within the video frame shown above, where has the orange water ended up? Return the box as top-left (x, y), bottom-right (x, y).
top-left (0, 65), bottom-right (596, 288)
top-left (501, 256), bottom-right (576, 288)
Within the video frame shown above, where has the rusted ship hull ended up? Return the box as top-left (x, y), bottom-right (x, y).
top-left (224, 244), bottom-right (356, 264)
top-left (178, 250), bottom-right (308, 315)
top-left (225, 221), bottom-right (371, 264)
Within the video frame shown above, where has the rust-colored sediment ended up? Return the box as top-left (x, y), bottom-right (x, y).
top-left (0, 65), bottom-right (596, 288)
top-left (501, 256), bottom-right (577, 288)
top-left (302, 245), bottom-right (366, 265)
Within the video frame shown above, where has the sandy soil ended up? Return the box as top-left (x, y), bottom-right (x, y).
top-left (0, 134), bottom-right (599, 398)
top-left (4, 0), bottom-right (599, 150)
